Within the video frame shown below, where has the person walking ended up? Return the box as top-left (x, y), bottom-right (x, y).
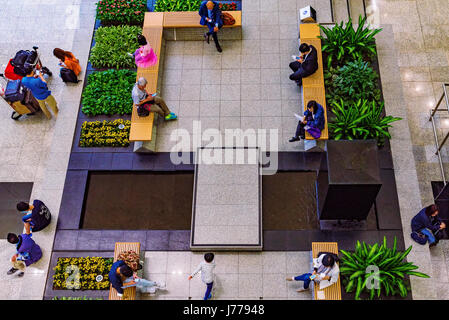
top-left (132, 77), bottom-right (177, 120)
top-left (411, 204), bottom-right (446, 248)
top-left (188, 252), bottom-right (216, 300)
top-left (6, 222), bottom-right (43, 277)
top-left (199, 1), bottom-right (223, 53)
top-left (21, 68), bottom-right (58, 119)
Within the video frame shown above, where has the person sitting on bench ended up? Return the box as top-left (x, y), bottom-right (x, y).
top-left (289, 100), bottom-right (325, 142)
top-left (132, 77), bottom-right (177, 121)
top-left (109, 260), bottom-right (134, 299)
top-left (289, 43), bottom-right (318, 86)
top-left (411, 204), bottom-right (446, 248)
top-left (286, 252), bottom-right (339, 292)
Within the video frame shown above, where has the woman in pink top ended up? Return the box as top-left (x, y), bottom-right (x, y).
top-left (133, 34), bottom-right (158, 68)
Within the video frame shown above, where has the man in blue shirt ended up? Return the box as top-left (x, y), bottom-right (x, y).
top-left (21, 68), bottom-right (59, 119)
top-left (108, 260), bottom-right (134, 299)
top-left (199, 1), bottom-right (223, 52)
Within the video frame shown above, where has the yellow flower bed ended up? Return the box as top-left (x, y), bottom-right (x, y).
top-left (79, 119), bottom-right (131, 147)
top-left (53, 257), bottom-right (113, 290)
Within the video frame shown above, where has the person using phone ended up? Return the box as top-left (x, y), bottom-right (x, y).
top-left (411, 204), bottom-right (446, 248)
top-left (132, 77), bottom-right (177, 120)
top-left (289, 43), bottom-right (318, 86)
top-left (199, 1), bottom-right (224, 52)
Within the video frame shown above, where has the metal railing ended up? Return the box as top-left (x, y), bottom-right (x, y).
top-left (321, 0), bottom-right (367, 25)
top-left (429, 83), bottom-right (449, 193)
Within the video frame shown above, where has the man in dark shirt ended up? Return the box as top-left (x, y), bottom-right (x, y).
top-left (108, 260), bottom-right (134, 299)
top-left (289, 43), bottom-right (319, 86)
top-left (7, 222), bottom-right (42, 277)
top-left (16, 200), bottom-right (51, 232)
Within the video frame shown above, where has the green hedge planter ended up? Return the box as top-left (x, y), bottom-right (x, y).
top-left (53, 257), bottom-right (113, 290)
top-left (79, 119), bottom-right (131, 148)
top-left (82, 69), bottom-right (136, 116)
top-left (89, 25), bottom-right (141, 69)
top-left (96, 0), bottom-right (147, 25)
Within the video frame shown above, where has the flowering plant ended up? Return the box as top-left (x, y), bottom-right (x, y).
top-left (218, 2), bottom-right (237, 11)
top-left (96, 0), bottom-right (147, 25)
top-left (53, 257), bottom-right (113, 290)
top-left (79, 119), bottom-right (131, 148)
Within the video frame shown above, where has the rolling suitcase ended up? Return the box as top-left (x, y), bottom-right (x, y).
top-left (10, 90), bottom-right (40, 120)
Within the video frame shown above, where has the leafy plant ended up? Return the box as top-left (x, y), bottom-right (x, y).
top-left (325, 60), bottom-right (381, 105)
top-left (319, 15), bottom-right (382, 68)
top-left (340, 237), bottom-right (430, 300)
top-left (155, 0), bottom-right (202, 12)
top-left (329, 99), bottom-right (402, 145)
top-left (89, 25), bottom-right (141, 69)
top-left (79, 119), bottom-right (131, 148)
top-left (53, 257), bottom-right (113, 290)
top-left (219, 2), bottom-right (237, 11)
top-left (96, 0), bottom-right (147, 25)
top-left (81, 69), bottom-right (136, 116)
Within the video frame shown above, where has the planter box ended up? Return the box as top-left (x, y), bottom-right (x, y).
top-left (147, 0), bottom-right (241, 12)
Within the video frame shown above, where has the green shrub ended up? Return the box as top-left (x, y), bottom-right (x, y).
top-left (328, 99), bottom-right (402, 145)
top-left (325, 60), bottom-right (381, 105)
top-left (53, 257), bottom-right (113, 290)
top-left (52, 296), bottom-right (103, 300)
top-left (319, 15), bottom-right (382, 68)
top-left (96, 0), bottom-right (147, 25)
top-left (155, 0), bottom-right (202, 12)
top-left (89, 25), bottom-right (141, 69)
top-left (82, 69), bottom-right (136, 116)
top-left (79, 119), bottom-right (131, 148)
top-left (340, 237), bottom-right (430, 300)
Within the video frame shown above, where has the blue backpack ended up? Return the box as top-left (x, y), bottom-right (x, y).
top-left (410, 231), bottom-right (427, 245)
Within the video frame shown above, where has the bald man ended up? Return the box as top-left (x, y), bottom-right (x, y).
top-left (199, 0), bottom-right (223, 52)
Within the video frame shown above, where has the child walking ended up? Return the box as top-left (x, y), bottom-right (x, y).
top-left (188, 253), bottom-right (216, 300)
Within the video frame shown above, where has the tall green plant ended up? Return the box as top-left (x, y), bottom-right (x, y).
top-left (155, 0), bottom-right (201, 12)
top-left (340, 237), bottom-right (430, 300)
top-left (329, 99), bottom-right (402, 145)
top-left (325, 60), bottom-right (381, 105)
top-left (319, 15), bottom-right (382, 68)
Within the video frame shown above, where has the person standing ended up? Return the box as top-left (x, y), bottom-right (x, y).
top-left (199, 1), bottom-right (223, 53)
top-left (16, 200), bottom-right (51, 232)
top-left (411, 204), bottom-right (446, 248)
top-left (21, 68), bottom-right (59, 119)
top-left (188, 253), bottom-right (216, 300)
top-left (289, 43), bottom-right (318, 86)
top-left (6, 222), bottom-right (43, 277)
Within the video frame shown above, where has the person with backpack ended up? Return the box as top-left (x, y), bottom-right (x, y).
top-left (199, 1), bottom-right (223, 53)
top-left (16, 200), bottom-right (51, 232)
top-left (53, 48), bottom-right (81, 83)
top-left (188, 252), bottom-right (216, 300)
top-left (21, 68), bottom-right (58, 119)
top-left (286, 252), bottom-right (340, 292)
top-left (132, 77), bottom-right (177, 120)
top-left (6, 222), bottom-right (43, 277)
top-left (411, 204), bottom-right (446, 248)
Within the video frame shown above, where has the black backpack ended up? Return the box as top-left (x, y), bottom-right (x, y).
top-left (137, 104), bottom-right (150, 117)
top-left (60, 68), bottom-right (79, 83)
top-left (11, 50), bottom-right (30, 67)
top-left (29, 200), bottom-right (51, 232)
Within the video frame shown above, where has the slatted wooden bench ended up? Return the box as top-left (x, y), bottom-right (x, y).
top-left (108, 242), bottom-right (141, 300)
top-left (130, 11), bottom-right (242, 152)
top-left (311, 242), bottom-right (342, 300)
top-left (299, 23), bottom-right (329, 141)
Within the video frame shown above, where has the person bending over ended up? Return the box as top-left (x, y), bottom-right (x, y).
top-left (289, 43), bottom-right (318, 86)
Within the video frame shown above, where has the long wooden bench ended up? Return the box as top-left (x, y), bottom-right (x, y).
top-left (108, 242), bottom-right (141, 300)
top-left (299, 23), bottom-right (329, 141)
top-left (311, 242), bottom-right (342, 300)
top-left (130, 11), bottom-right (241, 152)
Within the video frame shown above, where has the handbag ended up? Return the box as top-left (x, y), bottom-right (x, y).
top-left (118, 250), bottom-right (142, 272)
top-left (410, 231), bottom-right (428, 245)
top-left (221, 12), bottom-right (235, 25)
top-left (306, 126), bottom-right (322, 139)
top-left (137, 103), bottom-right (150, 117)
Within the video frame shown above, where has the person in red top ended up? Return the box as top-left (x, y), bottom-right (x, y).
top-left (53, 48), bottom-right (81, 76)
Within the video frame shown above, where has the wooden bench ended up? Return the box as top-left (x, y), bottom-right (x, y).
top-left (108, 242), bottom-right (141, 300)
top-left (299, 23), bottom-right (329, 141)
top-left (129, 11), bottom-right (241, 152)
top-left (311, 242), bottom-right (342, 300)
